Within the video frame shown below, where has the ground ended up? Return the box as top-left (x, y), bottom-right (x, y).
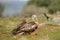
top-left (0, 17), bottom-right (60, 40)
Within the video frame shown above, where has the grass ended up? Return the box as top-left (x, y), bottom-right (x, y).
top-left (0, 17), bottom-right (60, 40)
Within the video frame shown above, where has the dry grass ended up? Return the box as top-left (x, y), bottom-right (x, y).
top-left (0, 17), bottom-right (60, 40)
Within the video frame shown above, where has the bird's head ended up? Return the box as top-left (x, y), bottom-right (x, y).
top-left (32, 15), bottom-right (38, 24)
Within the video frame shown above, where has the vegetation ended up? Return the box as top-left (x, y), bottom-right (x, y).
top-left (0, 16), bottom-right (60, 40)
top-left (0, 3), bottom-right (5, 17)
top-left (28, 0), bottom-right (60, 14)
top-left (0, 0), bottom-right (60, 40)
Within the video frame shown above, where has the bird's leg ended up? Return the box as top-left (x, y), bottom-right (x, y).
top-left (30, 32), bottom-right (37, 36)
top-left (14, 32), bottom-right (24, 38)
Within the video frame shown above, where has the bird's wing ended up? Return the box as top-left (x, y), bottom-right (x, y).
top-left (20, 24), bottom-right (37, 31)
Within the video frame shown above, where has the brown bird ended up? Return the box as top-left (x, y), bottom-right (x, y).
top-left (12, 15), bottom-right (38, 35)
top-left (12, 16), bottom-right (27, 35)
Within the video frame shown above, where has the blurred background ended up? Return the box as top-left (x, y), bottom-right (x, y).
top-left (0, 0), bottom-right (60, 17)
top-left (0, 0), bottom-right (60, 40)
top-left (0, 0), bottom-right (28, 17)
